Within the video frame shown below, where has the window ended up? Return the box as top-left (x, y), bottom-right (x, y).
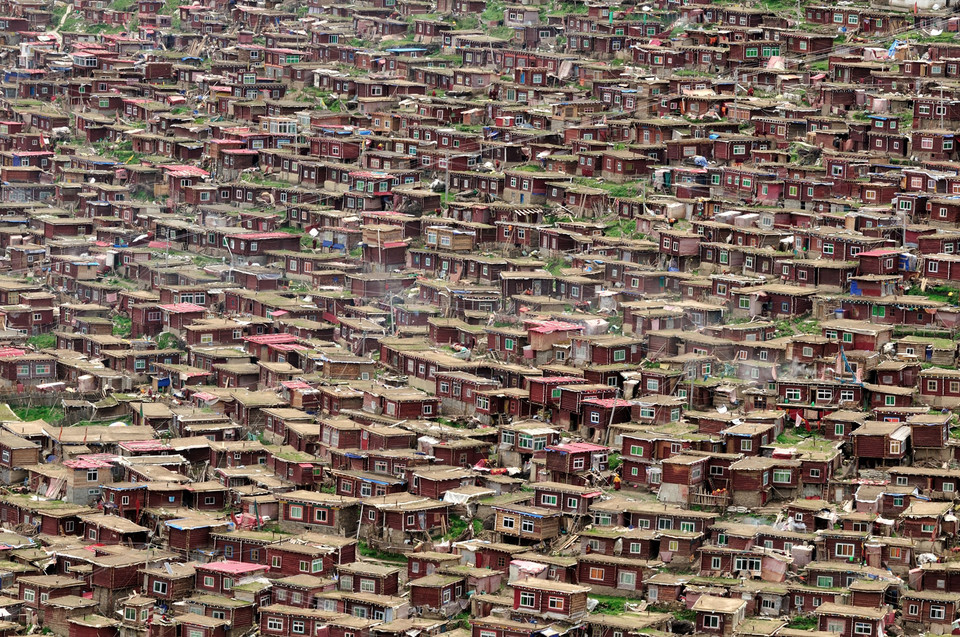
top-left (292, 622), bottom-right (305, 634)
top-left (272, 556), bottom-right (282, 568)
top-left (741, 439), bottom-right (752, 452)
top-left (267, 618), bottom-right (284, 632)
top-left (853, 623), bottom-right (872, 636)
top-left (773, 470), bottom-right (791, 483)
top-left (501, 516), bottom-right (515, 529)
top-left (541, 494), bottom-right (558, 506)
top-left (521, 519), bottom-right (535, 533)
top-left (519, 592), bottom-right (536, 607)
top-left (835, 543), bottom-right (855, 558)
top-left (589, 567), bottom-right (605, 580)
top-left (816, 576), bottom-right (833, 588)
top-left (23, 589), bottom-right (35, 602)
top-left (703, 615), bottom-right (720, 629)
top-left (931, 605), bottom-right (946, 620)
top-left (548, 596), bottom-right (564, 610)
top-left (289, 505), bottom-right (303, 520)
top-left (153, 581), bottom-right (168, 595)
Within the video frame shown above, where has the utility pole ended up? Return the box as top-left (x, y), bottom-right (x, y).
top-left (941, 85), bottom-right (946, 130)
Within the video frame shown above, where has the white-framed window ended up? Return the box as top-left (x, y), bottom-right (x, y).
top-left (835, 543), bottom-right (855, 558)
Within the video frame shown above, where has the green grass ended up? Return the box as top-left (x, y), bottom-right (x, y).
top-left (156, 333), bottom-right (182, 351)
top-left (906, 284), bottom-right (959, 304)
top-left (590, 594), bottom-right (627, 614)
top-left (776, 427), bottom-right (813, 445)
top-left (788, 616), bottom-right (818, 630)
top-left (445, 514), bottom-right (469, 539)
top-left (605, 219), bottom-right (637, 238)
top-left (112, 316), bottom-right (131, 338)
top-left (13, 405), bottom-right (64, 423)
top-left (358, 541), bottom-right (407, 563)
top-left (27, 333), bottom-right (56, 349)
top-left (774, 315), bottom-right (820, 337)
top-left (544, 257), bottom-right (564, 275)
top-left (608, 452), bottom-right (621, 471)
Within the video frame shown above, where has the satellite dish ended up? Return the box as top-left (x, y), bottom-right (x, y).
top-left (930, 28), bottom-right (944, 36)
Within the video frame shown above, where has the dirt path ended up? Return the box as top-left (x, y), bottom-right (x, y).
top-left (51, 3), bottom-right (73, 48)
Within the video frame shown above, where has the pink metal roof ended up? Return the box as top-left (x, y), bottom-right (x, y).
top-left (532, 376), bottom-right (585, 383)
top-left (548, 442), bottom-right (610, 453)
top-left (858, 248), bottom-right (902, 257)
top-left (119, 440), bottom-right (170, 452)
top-left (281, 381), bottom-right (312, 390)
top-left (199, 561), bottom-right (269, 574)
top-left (244, 334), bottom-right (298, 344)
top-left (526, 320), bottom-right (582, 334)
top-left (159, 303), bottom-right (206, 313)
top-left (236, 232), bottom-right (298, 240)
top-left (0, 348), bottom-right (26, 358)
top-left (270, 343), bottom-right (309, 352)
top-left (63, 458), bottom-right (115, 469)
top-left (162, 165), bottom-right (209, 177)
top-left (582, 398), bottom-right (634, 409)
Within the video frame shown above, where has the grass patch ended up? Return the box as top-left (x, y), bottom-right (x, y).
top-left (544, 257), bottom-right (564, 275)
top-left (156, 333), bottom-right (182, 350)
top-left (445, 514), bottom-right (469, 539)
top-left (112, 316), bottom-right (131, 337)
top-left (774, 315), bottom-right (820, 337)
top-left (14, 405), bottom-right (64, 423)
top-left (27, 333), bottom-right (56, 349)
top-left (788, 616), bottom-right (818, 630)
top-left (605, 219), bottom-right (637, 238)
top-left (906, 284), bottom-right (959, 304)
top-left (590, 594), bottom-right (627, 614)
top-left (608, 452), bottom-right (621, 471)
top-left (358, 541), bottom-right (408, 563)
top-left (776, 427), bottom-right (814, 445)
